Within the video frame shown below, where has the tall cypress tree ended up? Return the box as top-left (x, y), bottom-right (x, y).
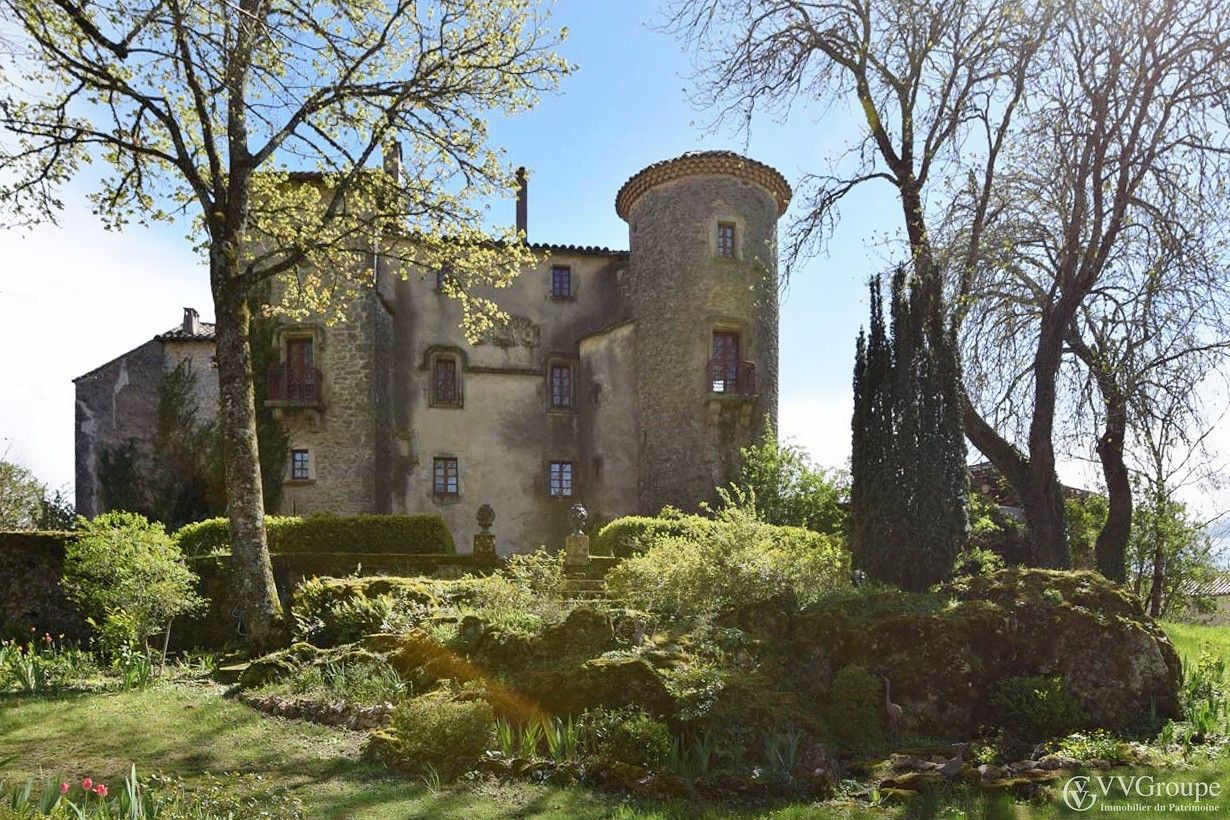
top-left (851, 270), bottom-right (968, 591)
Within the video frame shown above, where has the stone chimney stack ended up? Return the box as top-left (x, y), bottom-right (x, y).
top-left (382, 140), bottom-right (403, 182)
top-left (182, 307), bottom-right (200, 336)
top-left (515, 167), bottom-right (528, 239)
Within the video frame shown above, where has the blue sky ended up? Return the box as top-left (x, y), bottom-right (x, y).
top-left (1, 0), bottom-right (1225, 542)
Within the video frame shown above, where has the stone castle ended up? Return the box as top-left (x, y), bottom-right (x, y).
top-left (74, 151), bottom-right (792, 552)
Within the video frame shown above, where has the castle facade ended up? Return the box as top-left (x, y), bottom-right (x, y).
top-left (74, 151), bottom-right (791, 552)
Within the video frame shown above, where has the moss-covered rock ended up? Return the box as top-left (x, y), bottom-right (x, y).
top-left (528, 656), bottom-right (675, 717)
top-left (536, 608), bottom-right (615, 659)
top-left (238, 642), bottom-right (321, 688)
top-left (788, 569), bottom-right (1180, 738)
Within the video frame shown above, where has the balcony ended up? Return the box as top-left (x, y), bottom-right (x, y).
top-left (267, 364), bottom-right (322, 406)
top-left (707, 358), bottom-right (756, 396)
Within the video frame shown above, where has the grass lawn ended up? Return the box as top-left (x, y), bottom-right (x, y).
top-left (0, 622), bottom-right (1227, 818)
top-left (1160, 621), bottom-right (1230, 665)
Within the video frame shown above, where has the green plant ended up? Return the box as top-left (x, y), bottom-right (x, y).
top-left (951, 546), bottom-right (1005, 578)
top-left (591, 512), bottom-right (710, 558)
top-left (115, 645), bottom-right (153, 691)
top-left (576, 707), bottom-right (672, 769)
top-left (0, 635), bottom-right (93, 695)
top-left (62, 512), bottom-right (203, 656)
top-left (605, 504), bottom-right (850, 617)
top-left (388, 694), bottom-right (495, 776)
top-left (988, 675), bottom-right (1088, 741)
top-left (0, 765), bottom-right (304, 819)
top-left (290, 576), bottom-right (436, 646)
top-left (821, 664), bottom-right (883, 750)
top-left (272, 657), bottom-right (406, 706)
top-left (728, 418), bottom-right (848, 535)
top-left (668, 729), bottom-right (716, 780)
top-left (1052, 730), bottom-right (1133, 764)
top-left (760, 726), bottom-right (804, 780)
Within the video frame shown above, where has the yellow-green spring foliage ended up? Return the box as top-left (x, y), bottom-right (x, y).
top-left (604, 506), bottom-right (850, 617)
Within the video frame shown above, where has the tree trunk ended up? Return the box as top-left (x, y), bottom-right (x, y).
top-left (961, 397), bottom-right (1069, 567)
top-left (1094, 414), bottom-right (1131, 582)
top-left (211, 258), bottom-right (284, 652)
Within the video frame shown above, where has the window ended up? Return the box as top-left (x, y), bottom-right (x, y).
top-left (717, 222), bottom-right (736, 258)
top-left (549, 363), bottom-right (573, 409)
top-left (711, 331), bottom-right (740, 392)
top-left (433, 457), bottom-right (459, 496)
top-left (283, 337), bottom-right (316, 403)
top-left (432, 356), bottom-right (459, 405)
top-left (291, 449), bottom-right (311, 481)
top-left (549, 461), bottom-right (574, 497)
top-left (551, 265), bottom-right (572, 299)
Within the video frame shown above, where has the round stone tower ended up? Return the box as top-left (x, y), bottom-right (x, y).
top-left (616, 151), bottom-right (792, 515)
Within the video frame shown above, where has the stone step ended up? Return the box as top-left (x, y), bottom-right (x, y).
top-left (214, 662), bottom-right (249, 685)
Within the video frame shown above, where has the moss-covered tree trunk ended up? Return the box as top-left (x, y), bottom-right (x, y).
top-left (211, 252), bottom-right (283, 652)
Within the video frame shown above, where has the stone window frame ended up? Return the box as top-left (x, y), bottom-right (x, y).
top-left (288, 448), bottom-right (314, 483)
top-left (704, 316), bottom-right (750, 393)
top-left (432, 455), bottom-right (460, 499)
top-left (550, 264), bottom-right (575, 301)
top-left (547, 460), bottom-right (575, 498)
top-left (420, 345), bottom-right (467, 409)
top-left (546, 356), bottom-right (576, 412)
top-left (708, 215), bottom-right (745, 261)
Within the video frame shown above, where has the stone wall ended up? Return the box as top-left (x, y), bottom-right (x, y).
top-left (578, 320), bottom-right (640, 525)
top-left (623, 173), bottom-right (780, 515)
top-left (0, 532), bottom-right (86, 638)
top-left (277, 291), bottom-right (383, 516)
top-left (388, 250), bottom-right (629, 553)
top-left (74, 339), bottom-right (164, 516)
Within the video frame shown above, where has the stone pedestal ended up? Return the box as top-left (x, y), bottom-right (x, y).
top-left (565, 533), bottom-right (590, 569)
top-left (473, 532), bottom-right (496, 559)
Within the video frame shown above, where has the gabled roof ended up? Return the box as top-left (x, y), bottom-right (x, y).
top-left (154, 322), bottom-right (216, 342)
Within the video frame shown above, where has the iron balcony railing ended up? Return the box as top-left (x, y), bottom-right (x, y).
top-left (267, 364), bottom-right (322, 405)
top-left (707, 357), bottom-right (756, 396)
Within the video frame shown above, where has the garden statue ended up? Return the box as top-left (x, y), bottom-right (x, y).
top-left (566, 504), bottom-right (590, 568)
top-left (473, 504), bottom-right (496, 559)
top-left (570, 503), bottom-right (588, 536)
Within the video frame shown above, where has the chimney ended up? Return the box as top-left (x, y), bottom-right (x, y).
top-left (183, 307), bottom-right (200, 336)
top-left (382, 140), bottom-right (403, 182)
top-left (515, 166), bottom-right (528, 240)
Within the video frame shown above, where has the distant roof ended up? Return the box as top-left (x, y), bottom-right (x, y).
top-left (615, 150), bottom-right (793, 220)
top-left (1185, 574), bottom-right (1230, 597)
top-left (154, 322), bottom-right (216, 342)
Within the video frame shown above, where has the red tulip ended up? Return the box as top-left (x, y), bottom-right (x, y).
top-left (81, 778), bottom-right (92, 790)
top-left (93, 784), bottom-right (108, 798)
top-left (59, 782), bottom-right (69, 795)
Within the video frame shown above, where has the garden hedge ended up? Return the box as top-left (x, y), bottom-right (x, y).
top-left (174, 513), bottom-right (456, 557)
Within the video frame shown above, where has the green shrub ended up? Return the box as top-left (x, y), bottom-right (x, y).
top-left (290, 576), bottom-right (437, 646)
top-left (268, 656), bottom-right (407, 706)
top-left (63, 512), bottom-right (203, 650)
top-left (605, 505), bottom-right (851, 617)
top-left (576, 706), bottom-right (672, 769)
top-left (591, 512), bottom-right (711, 558)
top-left (388, 694), bottom-right (495, 775)
top-left (174, 513), bottom-right (456, 557)
top-left (822, 664), bottom-right (884, 750)
top-left (988, 675), bottom-right (1088, 740)
top-left (1051, 730), bottom-right (1133, 764)
top-left (952, 546), bottom-right (1006, 578)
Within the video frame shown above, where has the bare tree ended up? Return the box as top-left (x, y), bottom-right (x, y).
top-left (668, 0), bottom-right (1230, 569)
top-left (0, 0), bottom-right (570, 649)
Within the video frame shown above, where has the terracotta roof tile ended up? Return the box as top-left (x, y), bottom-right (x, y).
top-left (615, 150), bottom-right (792, 220)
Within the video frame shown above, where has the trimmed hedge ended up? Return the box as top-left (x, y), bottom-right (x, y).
top-left (174, 513), bottom-right (455, 557)
top-left (591, 515), bottom-right (715, 557)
